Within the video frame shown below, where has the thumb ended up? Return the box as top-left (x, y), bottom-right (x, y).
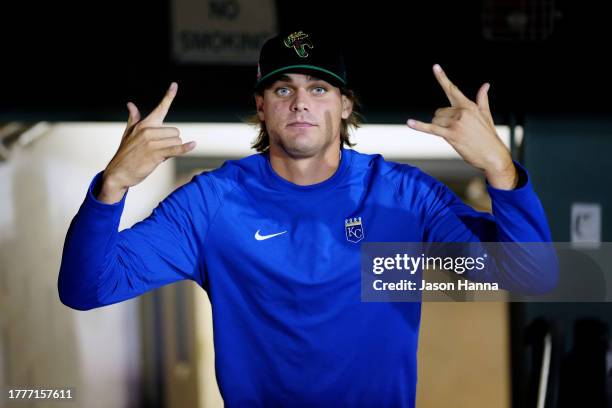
top-left (476, 83), bottom-right (494, 126)
top-left (122, 102), bottom-right (141, 139)
top-left (126, 102), bottom-right (141, 126)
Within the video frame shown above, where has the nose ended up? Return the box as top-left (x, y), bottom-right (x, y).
top-left (290, 88), bottom-right (309, 112)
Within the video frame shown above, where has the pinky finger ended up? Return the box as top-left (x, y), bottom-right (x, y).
top-left (406, 119), bottom-right (449, 138)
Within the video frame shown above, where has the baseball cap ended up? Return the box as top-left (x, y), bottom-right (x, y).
top-left (254, 30), bottom-right (348, 91)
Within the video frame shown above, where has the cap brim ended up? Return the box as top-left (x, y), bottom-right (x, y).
top-left (254, 65), bottom-right (346, 91)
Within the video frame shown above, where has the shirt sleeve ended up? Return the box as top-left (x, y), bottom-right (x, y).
top-left (416, 161), bottom-right (558, 294)
top-left (57, 170), bottom-right (221, 310)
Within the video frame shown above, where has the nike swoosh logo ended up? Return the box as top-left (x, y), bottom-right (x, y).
top-left (254, 229), bottom-right (287, 241)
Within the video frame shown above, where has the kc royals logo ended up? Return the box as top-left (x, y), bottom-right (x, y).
top-left (345, 217), bottom-right (365, 243)
top-left (283, 31), bottom-right (313, 58)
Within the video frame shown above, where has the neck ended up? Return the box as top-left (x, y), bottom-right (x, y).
top-left (268, 144), bottom-right (342, 186)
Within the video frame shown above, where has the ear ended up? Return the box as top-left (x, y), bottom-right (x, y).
top-left (341, 94), bottom-right (353, 120)
top-left (255, 94), bottom-right (265, 121)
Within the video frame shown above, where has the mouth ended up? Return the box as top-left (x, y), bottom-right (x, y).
top-left (287, 121), bottom-right (317, 128)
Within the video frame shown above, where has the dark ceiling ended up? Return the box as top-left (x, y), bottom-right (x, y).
top-left (3, 0), bottom-right (611, 124)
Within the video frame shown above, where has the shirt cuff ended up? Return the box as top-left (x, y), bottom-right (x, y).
top-left (81, 170), bottom-right (128, 216)
top-left (485, 160), bottom-right (534, 200)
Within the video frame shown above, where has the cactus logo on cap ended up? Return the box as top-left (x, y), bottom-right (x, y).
top-left (283, 31), bottom-right (313, 58)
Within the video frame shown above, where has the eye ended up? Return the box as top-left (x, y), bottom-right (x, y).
top-left (311, 86), bottom-right (327, 95)
top-left (274, 87), bottom-right (292, 97)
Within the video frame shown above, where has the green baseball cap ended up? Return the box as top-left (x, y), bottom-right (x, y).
top-left (254, 30), bottom-right (348, 91)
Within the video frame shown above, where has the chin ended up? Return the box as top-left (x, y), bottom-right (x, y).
top-left (283, 143), bottom-right (320, 158)
top-left (288, 137), bottom-right (328, 157)
top-left (271, 130), bottom-right (333, 158)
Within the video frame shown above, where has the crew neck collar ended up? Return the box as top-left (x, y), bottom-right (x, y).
top-left (260, 147), bottom-right (352, 194)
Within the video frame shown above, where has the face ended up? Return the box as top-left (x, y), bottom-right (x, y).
top-left (256, 73), bottom-right (353, 158)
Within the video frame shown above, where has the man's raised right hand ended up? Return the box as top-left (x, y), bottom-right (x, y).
top-left (97, 82), bottom-right (196, 204)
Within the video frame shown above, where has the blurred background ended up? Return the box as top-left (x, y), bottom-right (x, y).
top-left (1, 0), bottom-right (612, 407)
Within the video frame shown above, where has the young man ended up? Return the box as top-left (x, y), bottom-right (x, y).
top-left (58, 30), bottom-right (556, 407)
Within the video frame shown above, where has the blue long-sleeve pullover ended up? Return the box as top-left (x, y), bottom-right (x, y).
top-left (58, 148), bottom-right (556, 407)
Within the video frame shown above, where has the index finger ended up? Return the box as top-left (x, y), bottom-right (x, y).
top-left (145, 82), bottom-right (178, 125)
top-left (432, 64), bottom-right (473, 108)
